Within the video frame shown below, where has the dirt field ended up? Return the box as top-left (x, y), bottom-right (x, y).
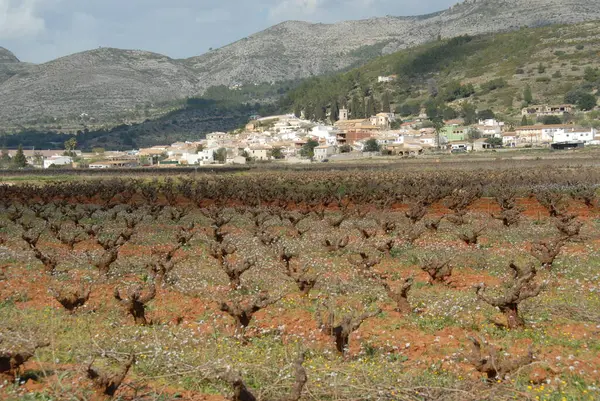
top-left (1, 167), bottom-right (599, 400)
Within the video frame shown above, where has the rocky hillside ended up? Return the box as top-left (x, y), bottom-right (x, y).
top-left (283, 20), bottom-right (600, 124)
top-left (0, 47), bottom-right (19, 63)
top-left (185, 0), bottom-right (600, 86)
top-left (1, 0), bottom-right (600, 128)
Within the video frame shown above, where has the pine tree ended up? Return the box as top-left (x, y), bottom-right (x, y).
top-left (382, 92), bottom-right (391, 113)
top-left (12, 145), bottom-right (27, 168)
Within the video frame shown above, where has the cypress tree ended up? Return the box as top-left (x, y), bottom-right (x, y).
top-left (351, 96), bottom-right (361, 119)
top-left (382, 92), bottom-right (391, 113)
top-left (330, 99), bottom-right (339, 123)
top-left (523, 85), bottom-right (533, 105)
top-left (315, 104), bottom-right (325, 121)
top-left (366, 95), bottom-right (376, 117)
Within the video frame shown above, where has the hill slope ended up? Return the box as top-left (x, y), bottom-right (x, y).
top-left (0, 47), bottom-right (19, 63)
top-left (1, 0), bottom-right (600, 129)
top-left (283, 20), bottom-right (600, 123)
top-left (185, 0), bottom-right (600, 87)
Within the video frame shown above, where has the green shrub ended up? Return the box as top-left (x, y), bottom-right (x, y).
top-left (480, 78), bottom-right (508, 92)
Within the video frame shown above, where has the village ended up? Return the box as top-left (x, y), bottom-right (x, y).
top-left (6, 102), bottom-right (599, 169)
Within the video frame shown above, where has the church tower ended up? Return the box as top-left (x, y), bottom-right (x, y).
top-left (339, 108), bottom-right (348, 121)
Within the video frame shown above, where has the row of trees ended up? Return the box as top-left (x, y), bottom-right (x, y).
top-left (293, 92), bottom-right (393, 123)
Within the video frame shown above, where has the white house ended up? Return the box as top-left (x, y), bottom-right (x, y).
top-left (181, 147), bottom-right (217, 165)
top-left (418, 135), bottom-right (437, 147)
top-left (311, 126), bottom-right (338, 146)
top-left (502, 133), bottom-right (517, 147)
top-left (44, 155), bottom-right (72, 169)
top-left (313, 144), bottom-right (336, 161)
top-left (378, 75), bottom-right (397, 83)
top-left (553, 127), bottom-right (597, 144)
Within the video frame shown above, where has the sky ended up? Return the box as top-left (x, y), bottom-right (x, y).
top-left (0, 0), bottom-right (456, 63)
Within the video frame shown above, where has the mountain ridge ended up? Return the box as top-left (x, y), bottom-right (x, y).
top-left (1, 0), bottom-right (600, 128)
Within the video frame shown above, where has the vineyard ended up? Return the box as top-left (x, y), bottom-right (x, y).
top-left (1, 168), bottom-right (600, 400)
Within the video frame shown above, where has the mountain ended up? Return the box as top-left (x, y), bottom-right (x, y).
top-left (283, 20), bottom-right (600, 123)
top-left (184, 0), bottom-right (600, 86)
top-left (1, 0), bottom-right (600, 129)
top-left (0, 47), bottom-right (19, 63)
top-left (0, 47), bottom-right (30, 86)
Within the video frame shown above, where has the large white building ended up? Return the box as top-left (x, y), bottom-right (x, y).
top-left (43, 155), bottom-right (72, 169)
top-left (552, 127), bottom-right (597, 144)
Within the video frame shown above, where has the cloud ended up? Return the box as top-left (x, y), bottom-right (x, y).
top-left (269, 0), bottom-right (321, 20)
top-left (0, 0), bottom-right (46, 39)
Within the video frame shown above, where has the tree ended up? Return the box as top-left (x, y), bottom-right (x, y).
top-left (442, 106), bottom-right (457, 120)
top-left (365, 95), bottom-right (376, 117)
top-left (467, 128), bottom-right (482, 144)
top-left (363, 138), bottom-right (380, 152)
top-left (32, 152), bottom-right (43, 167)
top-left (523, 85), bottom-right (533, 105)
top-left (381, 92), bottom-right (391, 113)
top-left (542, 115), bottom-right (562, 125)
top-left (477, 109), bottom-right (495, 120)
top-left (195, 144), bottom-right (205, 153)
top-left (300, 139), bottom-right (319, 158)
top-left (427, 78), bottom-right (438, 98)
top-left (399, 102), bottom-right (420, 117)
top-left (485, 137), bottom-right (503, 147)
top-left (293, 104), bottom-right (302, 118)
top-left (213, 148), bottom-right (227, 163)
top-left (12, 145), bottom-right (27, 168)
top-left (314, 104), bottom-right (326, 121)
top-left (330, 99), bottom-right (339, 123)
top-left (583, 67), bottom-right (599, 82)
top-left (460, 102), bottom-right (477, 125)
top-left (350, 96), bottom-right (363, 119)
top-left (576, 93), bottom-right (597, 111)
top-left (64, 138), bottom-right (77, 157)
top-left (271, 147), bottom-right (284, 159)
top-left (0, 148), bottom-right (11, 168)
top-left (520, 115), bottom-right (530, 126)
top-left (339, 144), bottom-right (352, 153)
